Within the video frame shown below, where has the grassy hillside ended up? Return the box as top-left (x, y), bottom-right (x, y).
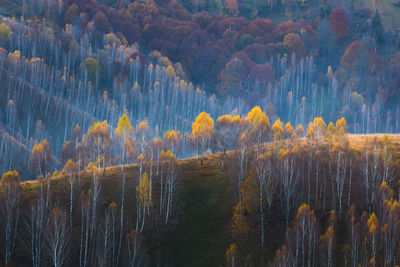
top-left (20, 153), bottom-right (233, 266)
top-left (16, 134), bottom-right (400, 266)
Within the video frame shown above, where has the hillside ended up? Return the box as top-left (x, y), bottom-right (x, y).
top-left (19, 151), bottom-right (233, 266)
top-left (10, 133), bottom-right (400, 266)
top-left (1, 0), bottom-right (400, 182)
top-left (2, 0), bottom-right (400, 265)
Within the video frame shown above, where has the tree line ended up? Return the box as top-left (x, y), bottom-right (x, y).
top-left (226, 115), bottom-right (400, 266)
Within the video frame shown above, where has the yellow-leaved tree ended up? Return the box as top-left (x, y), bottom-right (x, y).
top-left (226, 243), bottom-right (239, 267)
top-left (272, 119), bottom-right (283, 141)
top-left (367, 212), bottom-right (379, 261)
top-left (84, 120), bottom-right (110, 170)
top-left (284, 122), bottom-right (296, 140)
top-left (164, 130), bottom-right (182, 156)
top-left (62, 159), bottom-right (78, 226)
top-left (115, 115), bottom-right (133, 156)
top-left (136, 172), bottom-right (152, 232)
top-left (161, 150), bottom-right (178, 223)
top-left (188, 112), bottom-right (214, 165)
top-left (246, 106), bottom-right (270, 154)
top-left (31, 139), bottom-right (53, 176)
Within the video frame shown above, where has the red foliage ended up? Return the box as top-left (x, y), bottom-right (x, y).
top-left (248, 63), bottom-right (275, 84)
top-left (341, 41), bottom-right (368, 71)
top-left (277, 21), bottom-right (299, 36)
top-left (218, 54), bottom-right (253, 97)
top-left (194, 12), bottom-right (214, 29)
top-left (166, 0), bottom-right (191, 20)
top-left (283, 33), bottom-right (305, 58)
top-left (244, 18), bottom-right (276, 39)
top-left (244, 44), bottom-right (268, 64)
top-left (368, 50), bottom-right (381, 75)
top-left (329, 8), bottom-right (349, 40)
top-left (60, 0), bottom-right (314, 94)
top-left (93, 11), bottom-right (111, 32)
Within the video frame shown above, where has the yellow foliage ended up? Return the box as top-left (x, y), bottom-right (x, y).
top-left (246, 107), bottom-right (270, 143)
top-left (115, 114), bottom-right (133, 139)
top-left (320, 226), bottom-right (334, 246)
top-left (295, 124), bottom-right (305, 137)
top-left (272, 119), bottom-right (283, 141)
top-left (191, 112), bottom-right (214, 144)
top-left (284, 122), bottom-right (296, 139)
top-left (138, 154), bottom-right (144, 162)
top-left (241, 173), bottom-right (259, 214)
top-left (91, 165), bottom-right (100, 177)
top-left (8, 50), bottom-right (21, 63)
top-left (231, 204), bottom-right (250, 240)
top-left (226, 243), bottom-right (238, 266)
top-left (325, 122), bottom-right (335, 140)
top-left (216, 114), bottom-right (242, 127)
top-left (62, 159), bottom-right (77, 175)
top-left (108, 201), bottom-right (118, 211)
top-left (1, 170), bottom-right (20, 184)
top-left (335, 117), bottom-right (347, 133)
top-left (164, 130), bottom-right (182, 149)
top-left (136, 172), bottom-right (152, 209)
top-left (307, 117), bottom-right (326, 139)
top-left (85, 162), bottom-right (93, 172)
top-left (137, 120), bottom-right (150, 133)
top-left (86, 121), bottom-right (110, 147)
top-left (125, 139), bottom-right (137, 161)
top-left (306, 122), bottom-right (315, 140)
top-left (132, 82), bottom-right (141, 91)
top-left (296, 203), bottom-right (313, 219)
top-left (327, 66), bottom-right (333, 76)
top-left (367, 213), bottom-right (379, 234)
top-left (0, 22), bottom-right (11, 44)
top-left (165, 65), bottom-right (176, 78)
top-left (161, 150), bottom-right (176, 161)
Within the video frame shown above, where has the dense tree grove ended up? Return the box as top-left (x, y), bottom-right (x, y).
top-left (0, 0), bottom-right (398, 178)
top-left (1, 0), bottom-right (400, 265)
top-left (1, 113), bottom-right (400, 265)
top-left (226, 116), bottom-right (400, 266)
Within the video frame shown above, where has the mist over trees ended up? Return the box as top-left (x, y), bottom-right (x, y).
top-left (0, 0), bottom-right (397, 179)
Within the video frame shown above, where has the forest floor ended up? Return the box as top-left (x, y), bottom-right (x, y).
top-left (17, 133), bottom-right (400, 266)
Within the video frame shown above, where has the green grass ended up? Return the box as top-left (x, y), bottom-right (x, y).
top-left (158, 156), bottom-right (233, 266)
top-left (362, 0), bottom-right (400, 31)
top-left (18, 155), bottom-right (233, 267)
top-left (17, 134), bottom-right (400, 266)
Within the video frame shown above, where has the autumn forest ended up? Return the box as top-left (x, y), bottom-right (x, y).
top-left (0, 0), bottom-right (400, 266)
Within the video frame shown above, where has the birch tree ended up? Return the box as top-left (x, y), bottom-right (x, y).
top-left (125, 229), bottom-right (144, 267)
top-left (136, 172), bottom-right (151, 232)
top-left (114, 114), bottom-right (133, 266)
top-left (188, 111), bottom-right (214, 165)
top-left (45, 208), bottom-right (70, 267)
top-left (62, 159), bottom-right (78, 226)
top-left (161, 150), bottom-right (178, 224)
top-left (245, 106), bottom-right (270, 155)
top-left (253, 152), bottom-right (275, 248)
top-left (0, 170), bottom-right (21, 265)
top-left (26, 175), bottom-right (52, 267)
top-left (278, 149), bottom-right (301, 227)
